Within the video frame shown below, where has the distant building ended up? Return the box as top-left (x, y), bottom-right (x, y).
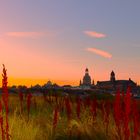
top-left (97, 71), bottom-right (137, 91)
top-left (43, 80), bottom-right (53, 88)
top-left (32, 84), bottom-right (41, 90)
top-left (42, 81), bottom-right (61, 89)
top-left (80, 68), bottom-right (94, 88)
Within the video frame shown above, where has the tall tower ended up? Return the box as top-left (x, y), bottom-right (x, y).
top-left (83, 68), bottom-right (91, 86)
top-left (110, 71), bottom-right (116, 82)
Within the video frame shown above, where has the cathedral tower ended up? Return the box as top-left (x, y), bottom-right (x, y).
top-left (83, 68), bottom-right (91, 86)
top-left (110, 70), bottom-right (116, 82)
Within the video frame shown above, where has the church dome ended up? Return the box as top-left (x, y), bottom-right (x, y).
top-left (83, 68), bottom-right (91, 86)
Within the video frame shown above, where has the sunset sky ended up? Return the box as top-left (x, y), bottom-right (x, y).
top-left (0, 0), bottom-right (140, 86)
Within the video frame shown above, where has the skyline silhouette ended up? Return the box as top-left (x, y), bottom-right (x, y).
top-left (0, 67), bottom-right (138, 87)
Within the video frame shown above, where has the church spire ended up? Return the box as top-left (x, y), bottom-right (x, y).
top-left (110, 70), bottom-right (115, 82)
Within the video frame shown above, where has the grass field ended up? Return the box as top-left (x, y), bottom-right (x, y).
top-left (0, 91), bottom-right (139, 140)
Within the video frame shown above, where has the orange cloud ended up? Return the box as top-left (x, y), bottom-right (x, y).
top-left (6, 32), bottom-right (45, 38)
top-left (86, 47), bottom-right (112, 58)
top-left (84, 31), bottom-right (106, 38)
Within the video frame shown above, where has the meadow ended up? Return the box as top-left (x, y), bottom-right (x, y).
top-left (1, 89), bottom-right (140, 140)
top-left (0, 65), bottom-right (140, 140)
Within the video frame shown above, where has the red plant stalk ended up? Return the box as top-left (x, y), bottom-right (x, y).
top-left (122, 91), bottom-right (125, 100)
top-left (114, 89), bottom-right (122, 139)
top-left (84, 96), bottom-right (91, 108)
top-left (57, 98), bottom-right (61, 110)
top-left (19, 92), bottom-right (23, 113)
top-left (0, 100), bottom-right (4, 140)
top-left (104, 100), bottom-right (110, 135)
top-left (64, 97), bottom-right (72, 138)
top-left (0, 117), bottom-right (5, 140)
top-left (120, 92), bottom-right (125, 124)
top-left (65, 97), bottom-right (72, 121)
top-left (76, 96), bottom-right (81, 119)
top-left (55, 94), bottom-right (58, 105)
top-left (0, 100), bottom-right (2, 116)
top-left (132, 99), bottom-right (139, 140)
top-left (27, 93), bottom-right (32, 119)
top-left (59, 97), bottom-right (65, 112)
top-left (91, 98), bottom-right (97, 121)
top-left (100, 100), bottom-right (105, 121)
top-left (2, 64), bottom-right (9, 140)
top-left (53, 106), bottom-right (59, 130)
top-left (124, 86), bottom-right (131, 140)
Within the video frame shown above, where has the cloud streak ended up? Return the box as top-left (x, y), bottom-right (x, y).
top-left (6, 32), bottom-right (45, 38)
top-left (86, 47), bottom-right (112, 58)
top-left (84, 31), bottom-right (106, 38)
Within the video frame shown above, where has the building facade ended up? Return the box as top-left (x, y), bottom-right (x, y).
top-left (97, 71), bottom-right (137, 91)
top-left (80, 68), bottom-right (94, 88)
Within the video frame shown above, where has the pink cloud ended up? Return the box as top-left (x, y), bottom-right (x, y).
top-left (84, 31), bottom-right (106, 38)
top-left (6, 32), bottom-right (45, 38)
top-left (86, 47), bottom-right (112, 58)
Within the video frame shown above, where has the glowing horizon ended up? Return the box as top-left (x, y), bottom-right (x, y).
top-left (5, 77), bottom-right (79, 87)
top-left (0, 69), bottom-right (139, 87)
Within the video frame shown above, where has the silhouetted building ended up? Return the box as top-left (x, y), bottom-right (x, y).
top-left (43, 80), bottom-right (53, 89)
top-left (110, 71), bottom-right (115, 82)
top-left (80, 68), bottom-right (94, 88)
top-left (97, 71), bottom-right (137, 91)
top-left (83, 68), bottom-right (91, 86)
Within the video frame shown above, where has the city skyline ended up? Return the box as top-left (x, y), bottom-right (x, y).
top-left (1, 68), bottom-right (138, 87)
top-left (0, 1), bottom-right (140, 86)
